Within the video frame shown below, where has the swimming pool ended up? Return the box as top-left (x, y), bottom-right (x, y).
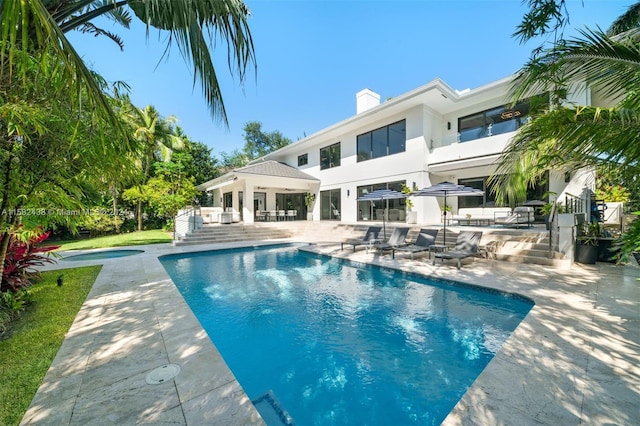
top-left (161, 245), bottom-right (533, 425)
top-left (62, 249), bottom-right (144, 261)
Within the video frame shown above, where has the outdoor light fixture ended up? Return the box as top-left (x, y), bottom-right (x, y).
top-left (347, 189), bottom-right (350, 197)
top-left (447, 121), bottom-right (451, 130)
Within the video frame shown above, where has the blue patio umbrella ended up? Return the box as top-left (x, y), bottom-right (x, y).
top-left (357, 189), bottom-right (407, 239)
top-left (410, 181), bottom-right (484, 244)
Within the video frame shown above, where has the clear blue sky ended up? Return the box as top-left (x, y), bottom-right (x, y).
top-left (67, 0), bottom-right (631, 156)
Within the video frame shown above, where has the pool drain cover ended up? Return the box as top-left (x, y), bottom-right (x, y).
top-left (145, 363), bottom-right (181, 385)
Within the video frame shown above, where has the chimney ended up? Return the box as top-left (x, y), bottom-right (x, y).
top-left (356, 88), bottom-right (380, 114)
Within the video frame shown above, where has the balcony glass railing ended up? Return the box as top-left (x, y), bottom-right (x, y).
top-left (458, 116), bottom-right (530, 143)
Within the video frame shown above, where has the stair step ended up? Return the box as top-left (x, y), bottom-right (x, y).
top-left (490, 252), bottom-right (571, 268)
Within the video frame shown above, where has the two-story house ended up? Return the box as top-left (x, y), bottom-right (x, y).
top-left (197, 74), bottom-right (597, 225)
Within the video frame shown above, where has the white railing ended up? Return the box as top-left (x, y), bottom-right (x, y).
top-left (174, 205), bottom-right (202, 240)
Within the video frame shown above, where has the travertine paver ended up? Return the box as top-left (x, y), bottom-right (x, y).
top-left (21, 239), bottom-right (640, 425)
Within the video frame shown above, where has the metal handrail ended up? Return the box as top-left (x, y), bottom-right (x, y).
top-left (564, 192), bottom-right (583, 214)
top-left (548, 202), bottom-right (558, 257)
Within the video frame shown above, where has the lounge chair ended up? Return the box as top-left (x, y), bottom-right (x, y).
top-left (341, 226), bottom-right (382, 252)
top-left (392, 229), bottom-right (438, 259)
top-left (432, 231), bottom-right (483, 269)
top-left (371, 227), bottom-right (410, 253)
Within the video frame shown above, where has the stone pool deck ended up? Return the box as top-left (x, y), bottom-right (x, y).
top-left (22, 240), bottom-right (640, 425)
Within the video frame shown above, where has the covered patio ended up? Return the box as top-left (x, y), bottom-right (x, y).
top-left (196, 161), bottom-right (320, 224)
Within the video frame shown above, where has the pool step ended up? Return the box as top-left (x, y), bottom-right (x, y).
top-left (252, 390), bottom-right (295, 426)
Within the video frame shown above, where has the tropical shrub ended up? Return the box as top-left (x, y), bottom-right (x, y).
top-left (0, 289), bottom-right (33, 335)
top-left (1, 228), bottom-right (59, 293)
top-left (81, 209), bottom-right (124, 237)
top-left (596, 184), bottom-right (631, 203)
top-left (616, 212), bottom-right (640, 263)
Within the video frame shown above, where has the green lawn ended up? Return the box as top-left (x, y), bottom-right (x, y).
top-left (0, 266), bottom-right (101, 426)
top-left (55, 229), bottom-right (172, 251)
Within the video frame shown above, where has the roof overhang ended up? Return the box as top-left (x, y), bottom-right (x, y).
top-left (428, 154), bottom-right (501, 174)
top-left (196, 161), bottom-right (320, 192)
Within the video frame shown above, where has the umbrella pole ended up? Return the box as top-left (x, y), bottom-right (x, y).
top-left (383, 207), bottom-right (386, 239)
top-left (443, 193), bottom-right (447, 246)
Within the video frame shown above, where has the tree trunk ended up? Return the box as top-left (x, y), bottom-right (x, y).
top-left (0, 231), bottom-right (10, 287)
top-left (110, 182), bottom-right (120, 233)
top-left (0, 144), bottom-right (15, 284)
top-left (137, 200), bottom-right (143, 231)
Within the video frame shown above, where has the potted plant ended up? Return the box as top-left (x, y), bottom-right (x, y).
top-left (442, 204), bottom-right (452, 224)
top-left (305, 192), bottom-right (316, 221)
top-left (576, 221), bottom-right (603, 264)
top-left (401, 183), bottom-right (417, 224)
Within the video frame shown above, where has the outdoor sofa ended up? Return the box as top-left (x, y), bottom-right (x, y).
top-left (494, 206), bottom-right (535, 228)
top-left (451, 207), bottom-right (511, 225)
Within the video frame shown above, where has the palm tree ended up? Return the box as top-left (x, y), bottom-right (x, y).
top-left (0, 0), bottom-right (254, 282)
top-left (0, 49), bottom-right (133, 280)
top-left (491, 1), bottom-right (640, 259)
top-left (121, 102), bottom-right (185, 230)
top-left (502, 2), bottom-right (640, 167)
top-left (0, 0), bottom-right (255, 127)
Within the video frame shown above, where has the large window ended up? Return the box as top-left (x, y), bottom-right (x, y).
top-left (357, 120), bottom-right (406, 162)
top-left (458, 101), bottom-right (530, 142)
top-left (458, 175), bottom-right (549, 209)
top-left (320, 142), bottom-right (341, 170)
top-left (458, 178), bottom-right (495, 209)
top-left (320, 189), bottom-right (341, 220)
top-left (357, 180), bottom-right (406, 222)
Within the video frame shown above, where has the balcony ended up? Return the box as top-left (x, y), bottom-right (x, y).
top-left (458, 116), bottom-right (531, 143)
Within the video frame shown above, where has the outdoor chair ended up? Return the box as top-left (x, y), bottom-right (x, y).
top-left (371, 227), bottom-right (410, 253)
top-left (432, 231), bottom-right (483, 269)
top-left (392, 228), bottom-right (438, 259)
top-left (341, 226), bottom-right (382, 252)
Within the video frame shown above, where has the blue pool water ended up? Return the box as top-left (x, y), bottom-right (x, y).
top-left (161, 245), bottom-right (533, 425)
top-left (63, 249), bottom-right (144, 261)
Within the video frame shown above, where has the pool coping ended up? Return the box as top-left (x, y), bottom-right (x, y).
top-left (22, 240), bottom-right (640, 425)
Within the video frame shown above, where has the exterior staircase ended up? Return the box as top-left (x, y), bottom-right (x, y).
top-left (174, 220), bottom-right (569, 267)
top-left (174, 223), bottom-right (295, 246)
top-left (481, 228), bottom-right (569, 267)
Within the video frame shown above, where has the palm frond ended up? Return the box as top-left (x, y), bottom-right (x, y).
top-left (607, 1), bottom-right (640, 36)
top-left (57, 1), bottom-right (129, 32)
top-left (510, 29), bottom-right (640, 106)
top-left (0, 0), bottom-right (121, 134)
top-left (128, 0), bottom-right (256, 126)
top-left (499, 106), bottom-right (640, 173)
top-left (77, 21), bottom-right (125, 50)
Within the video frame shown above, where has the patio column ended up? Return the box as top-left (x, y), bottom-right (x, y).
top-left (243, 181), bottom-right (254, 224)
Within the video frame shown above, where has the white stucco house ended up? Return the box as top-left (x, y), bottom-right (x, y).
top-left (197, 74), bottom-right (601, 226)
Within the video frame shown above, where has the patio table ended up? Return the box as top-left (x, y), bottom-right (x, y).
top-left (428, 244), bottom-right (449, 259)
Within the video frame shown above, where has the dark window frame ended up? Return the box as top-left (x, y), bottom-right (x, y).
top-left (298, 153), bottom-right (308, 166)
top-left (320, 189), bottom-right (341, 220)
top-left (458, 101), bottom-right (530, 142)
top-left (356, 119), bottom-right (406, 162)
top-left (320, 142), bottom-right (341, 170)
top-left (356, 180), bottom-right (406, 222)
